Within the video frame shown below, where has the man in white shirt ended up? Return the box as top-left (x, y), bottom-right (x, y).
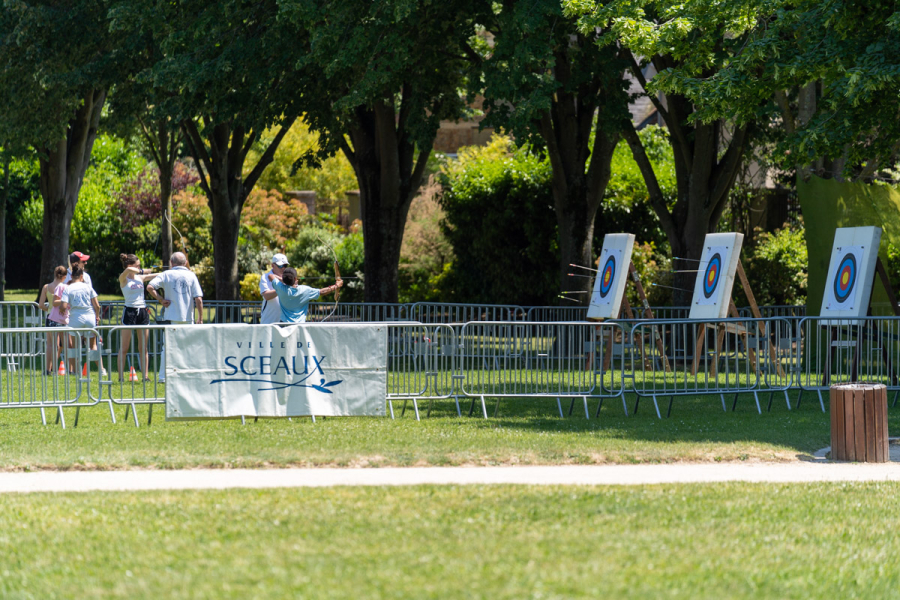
top-left (146, 252), bottom-right (204, 382)
top-left (259, 253), bottom-right (289, 324)
top-left (65, 251), bottom-right (93, 288)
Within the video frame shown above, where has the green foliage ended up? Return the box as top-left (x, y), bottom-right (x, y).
top-left (246, 122), bottom-right (357, 203)
top-left (18, 135), bottom-right (146, 292)
top-left (284, 224), bottom-right (365, 302)
top-left (398, 188), bottom-right (454, 303)
top-left (595, 126), bottom-right (673, 248)
top-left (743, 224), bottom-right (808, 306)
top-left (439, 138), bottom-right (559, 305)
top-left (4, 156), bottom-right (43, 288)
top-left (240, 272), bottom-right (262, 302)
top-left (628, 242), bottom-right (672, 307)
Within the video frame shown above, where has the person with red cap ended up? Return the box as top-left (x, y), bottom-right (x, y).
top-left (65, 251), bottom-right (93, 288)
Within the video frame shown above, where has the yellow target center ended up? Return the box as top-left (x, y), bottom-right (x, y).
top-left (707, 270), bottom-right (716, 284)
top-left (841, 271), bottom-right (850, 286)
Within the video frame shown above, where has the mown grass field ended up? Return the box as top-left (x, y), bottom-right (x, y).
top-left (0, 385), bottom-right (864, 470)
top-left (2, 483), bottom-right (899, 599)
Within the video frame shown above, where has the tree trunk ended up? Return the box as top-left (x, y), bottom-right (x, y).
top-left (0, 152), bottom-right (8, 301)
top-left (343, 99), bottom-right (432, 303)
top-left (36, 90), bottom-right (106, 291)
top-left (159, 159), bottom-right (174, 264)
top-left (181, 118), bottom-right (293, 301)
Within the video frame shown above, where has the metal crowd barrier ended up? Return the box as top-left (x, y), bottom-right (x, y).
top-left (385, 324), bottom-right (457, 419)
top-left (0, 302), bottom-right (43, 329)
top-left (628, 317), bottom-right (794, 417)
top-left (0, 327), bottom-right (106, 427)
top-left (411, 302), bottom-right (524, 323)
top-left (796, 317), bottom-right (900, 411)
top-left (458, 322), bottom-right (627, 419)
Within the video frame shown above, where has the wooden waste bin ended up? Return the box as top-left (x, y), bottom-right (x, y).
top-left (830, 383), bottom-right (889, 463)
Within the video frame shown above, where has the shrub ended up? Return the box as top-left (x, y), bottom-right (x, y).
top-left (240, 272), bottom-right (262, 301)
top-left (246, 120), bottom-right (357, 204)
top-left (399, 180), bottom-right (453, 302)
top-left (116, 162), bottom-right (199, 234)
top-left (438, 136), bottom-right (559, 305)
top-left (628, 242), bottom-right (673, 308)
top-left (240, 189), bottom-right (309, 248)
top-left (742, 223), bottom-right (807, 306)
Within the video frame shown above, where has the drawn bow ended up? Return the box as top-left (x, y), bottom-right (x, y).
top-left (314, 233), bottom-right (341, 322)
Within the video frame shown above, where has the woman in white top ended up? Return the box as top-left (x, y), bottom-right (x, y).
top-left (118, 253), bottom-right (158, 381)
top-left (53, 265), bottom-right (103, 376)
top-left (38, 266), bottom-right (68, 375)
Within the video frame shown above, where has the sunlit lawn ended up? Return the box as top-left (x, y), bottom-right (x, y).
top-left (2, 483), bottom-right (899, 599)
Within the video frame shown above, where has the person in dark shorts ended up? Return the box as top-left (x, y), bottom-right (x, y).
top-left (118, 253), bottom-right (159, 381)
top-left (38, 266), bottom-right (68, 375)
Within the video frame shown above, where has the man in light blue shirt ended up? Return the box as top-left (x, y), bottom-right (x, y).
top-left (264, 267), bottom-right (342, 323)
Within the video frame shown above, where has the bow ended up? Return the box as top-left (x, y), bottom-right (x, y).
top-left (314, 233), bottom-right (341, 322)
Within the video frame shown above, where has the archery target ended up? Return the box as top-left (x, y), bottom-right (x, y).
top-left (702, 253), bottom-right (722, 299)
top-left (821, 227), bottom-right (881, 318)
top-left (598, 255), bottom-right (617, 298)
top-left (587, 234), bottom-right (635, 321)
top-left (689, 233), bottom-right (744, 319)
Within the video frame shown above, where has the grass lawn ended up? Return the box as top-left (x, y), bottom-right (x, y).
top-left (1, 483), bottom-right (899, 599)
top-left (0, 387), bottom-right (866, 470)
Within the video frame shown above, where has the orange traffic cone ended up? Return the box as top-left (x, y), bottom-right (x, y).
top-left (82, 362), bottom-right (87, 377)
top-left (129, 366), bottom-right (139, 382)
top-left (57, 361), bottom-right (66, 376)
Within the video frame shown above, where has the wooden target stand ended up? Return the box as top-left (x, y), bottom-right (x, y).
top-left (821, 257), bottom-right (900, 386)
top-left (591, 261), bottom-right (672, 373)
top-left (690, 260), bottom-right (785, 379)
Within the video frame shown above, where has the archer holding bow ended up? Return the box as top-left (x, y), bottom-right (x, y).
top-left (263, 264), bottom-right (343, 323)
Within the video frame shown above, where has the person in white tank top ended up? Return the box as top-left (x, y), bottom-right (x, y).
top-left (117, 253), bottom-right (160, 382)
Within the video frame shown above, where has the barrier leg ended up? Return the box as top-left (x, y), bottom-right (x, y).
top-left (633, 396), bottom-right (640, 415)
top-left (666, 396), bottom-right (674, 418)
top-left (493, 397), bottom-right (501, 418)
top-left (57, 407), bottom-right (65, 429)
top-left (311, 415), bottom-right (316, 424)
top-left (753, 391), bottom-right (761, 414)
top-left (413, 400), bottom-right (420, 421)
top-left (468, 398), bottom-right (476, 417)
top-left (426, 399), bottom-right (434, 419)
top-left (795, 389), bottom-right (803, 410)
top-left (817, 390), bottom-right (825, 412)
top-left (557, 398), bottom-right (564, 419)
top-left (124, 404), bottom-right (130, 421)
top-left (55, 409), bottom-right (60, 425)
top-left (621, 395), bottom-right (629, 417)
top-left (480, 396), bottom-right (488, 419)
top-left (74, 407), bottom-right (80, 428)
top-left (453, 396), bottom-right (461, 418)
top-left (107, 400), bottom-right (116, 424)
top-left (595, 397), bottom-right (604, 417)
top-left (652, 395), bottom-right (661, 419)
top-left (388, 400), bottom-right (395, 419)
top-left (148, 404), bottom-right (153, 426)
top-left (568, 398), bottom-right (575, 417)
top-left (583, 396), bottom-right (589, 420)
top-left (767, 392), bottom-right (775, 412)
top-left (893, 390), bottom-right (900, 408)
top-left (784, 390), bottom-right (791, 411)
top-left (401, 399), bottom-right (408, 417)
top-left (131, 404), bottom-right (140, 427)
top-left (40, 407), bottom-right (46, 426)
top-left (720, 394), bottom-right (727, 412)
top-left (732, 393), bottom-right (739, 412)
top-left (241, 416), bottom-right (246, 426)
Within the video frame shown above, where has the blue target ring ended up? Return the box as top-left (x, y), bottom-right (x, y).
top-left (833, 254), bottom-right (857, 303)
top-left (598, 256), bottom-right (616, 298)
top-left (702, 253), bottom-right (722, 299)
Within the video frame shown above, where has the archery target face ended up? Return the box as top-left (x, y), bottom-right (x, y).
top-left (598, 255), bottom-right (617, 298)
top-left (821, 227), bottom-right (881, 318)
top-left (689, 233), bottom-right (744, 319)
top-left (587, 234), bottom-right (635, 321)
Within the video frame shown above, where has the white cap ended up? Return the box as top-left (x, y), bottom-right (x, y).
top-left (271, 253), bottom-right (289, 267)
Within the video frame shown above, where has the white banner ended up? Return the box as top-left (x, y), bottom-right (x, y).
top-left (165, 324), bottom-right (387, 420)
